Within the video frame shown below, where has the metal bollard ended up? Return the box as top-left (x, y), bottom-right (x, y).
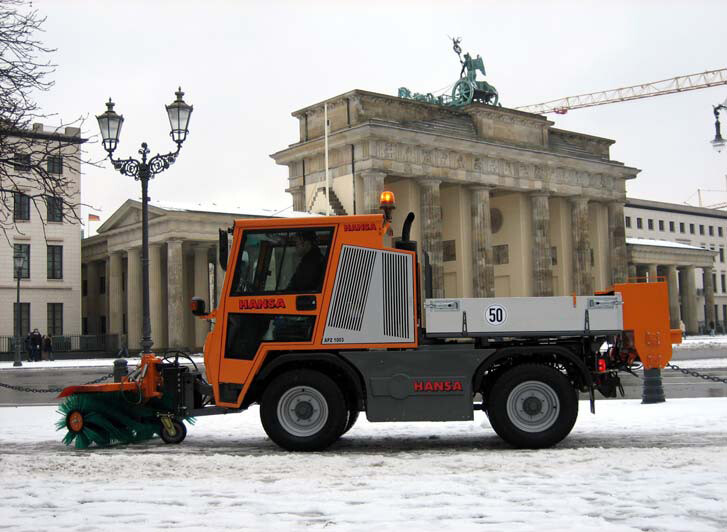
top-left (642, 368), bottom-right (666, 404)
top-left (113, 359), bottom-right (128, 383)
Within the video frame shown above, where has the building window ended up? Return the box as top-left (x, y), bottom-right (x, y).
top-left (551, 246), bottom-right (557, 266)
top-left (13, 153), bottom-right (31, 172)
top-left (680, 222), bottom-right (685, 233)
top-left (13, 302), bottom-right (30, 336)
top-left (658, 220), bottom-right (664, 231)
top-left (46, 196), bottom-right (62, 222)
top-left (625, 216), bottom-right (631, 228)
top-left (720, 248), bottom-right (725, 263)
top-left (590, 248), bottom-right (595, 267)
top-left (647, 219), bottom-right (654, 230)
top-left (13, 192), bottom-right (30, 221)
top-left (637, 218), bottom-right (643, 229)
top-left (709, 226), bottom-right (714, 237)
top-left (442, 240), bottom-right (456, 262)
top-left (47, 155), bottom-right (63, 174)
top-left (669, 221), bottom-right (675, 232)
top-left (720, 227), bottom-right (724, 238)
top-left (493, 244), bottom-right (509, 265)
top-left (13, 244), bottom-right (30, 279)
top-left (47, 245), bottom-right (63, 279)
top-left (122, 272), bottom-right (126, 292)
top-left (699, 224), bottom-right (705, 235)
top-left (99, 275), bottom-right (106, 294)
top-left (99, 316), bottom-right (107, 335)
top-left (47, 303), bottom-right (63, 336)
top-left (690, 223), bottom-right (695, 234)
top-left (82, 317), bottom-right (88, 335)
top-left (721, 273), bottom-right (726, 293)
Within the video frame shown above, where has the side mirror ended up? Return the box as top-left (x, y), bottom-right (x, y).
top-left (190, 297), bottom-right (206, 316)
top-left (219, 228), bottom-right (228, 271)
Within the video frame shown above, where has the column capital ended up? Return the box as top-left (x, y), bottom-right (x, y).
top-left (569, 195), bottom-right (590, 206)
top-left (359, 169), bottom-right (386, 180)
top-left (529, 189), bottom-right (551, 198)
top-left (470, 183), bottom-right (495, 192)
top-left (419, 178), bottom-right (442, 188)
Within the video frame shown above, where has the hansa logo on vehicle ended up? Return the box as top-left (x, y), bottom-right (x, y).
top-left (239, 298), bottom-right (286, 310)
top-left (344, 223), bottom-right (377, 232)
top-left (412, 380), bottom-right (464, 393)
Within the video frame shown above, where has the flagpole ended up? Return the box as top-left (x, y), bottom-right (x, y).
top-left (324, 102), bottom-right (330, 217)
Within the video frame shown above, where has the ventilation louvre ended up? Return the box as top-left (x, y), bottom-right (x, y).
top-left (326, 246), bottom-right (377, 331)
top-left (382, 252), bottom-right (410, 338)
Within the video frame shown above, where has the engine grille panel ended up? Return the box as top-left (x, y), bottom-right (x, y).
top-left (382, 252), bottom-right (410, 338)
top-left (326, 246), bottom-right (377, 331)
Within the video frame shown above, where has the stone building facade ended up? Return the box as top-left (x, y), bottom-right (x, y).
top-left (0, 124), bottom-right (84, 340)
top-left (81, 200), bottom-right (272, 351)
top-left (271, 90), bottom-right (639, 298)
top-left (625, 198), bottom-right (726, 333)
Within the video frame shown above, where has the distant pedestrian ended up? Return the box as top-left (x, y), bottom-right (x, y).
top-left (24, 333), bottom-right (32, 362)
top-left (680, 320), bottom-right (686, 339)
top-left (42, 335), bottom-right (54, 361)
top-left (30, 329), bottom-right (42, 362)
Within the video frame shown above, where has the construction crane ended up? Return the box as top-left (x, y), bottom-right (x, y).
top-left (515, 68), bottom-right (727, 115)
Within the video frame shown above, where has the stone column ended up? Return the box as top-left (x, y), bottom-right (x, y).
top-left (109, 252), bottom-right (123, 335)
top-left (704, 266), bottom-right (716, 331)
top-left (360, 170), bottom-right (386, 214)
top-left (570, 197), bottom-right (592, 295)
top-left (288, 186), bottom-right (305, 212)
top-left (628, 263), bottom-right (637, 281)
top-left (667, 265), bottom-right (681, 329)
top-left (215, 244), bottom-right (224, 309)
top-left (648, 264), bottom-right (658, 282)
top-left (86, 261), bottom-right (99, 333)
top-left (531, 192), bottom-right (554, 296)
top-left (680, 266), bottom-right (698, 335)
top-left (420, 179), bottom-right (444, 298)
top-left (167, 240), bottom-right (185, 348)
top-left (470, 186), bottom-right (494, 297)
top-left (149, 244), bottom-right (164, 350)
top-left (194, 245), bottom-right (211, 349)
top-left (126, 248), bottom-right (142, 350)
top-left (607, 201), bottom-right (628, 284)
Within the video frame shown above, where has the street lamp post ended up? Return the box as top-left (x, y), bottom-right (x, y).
top-left (13, 254), bottom-right (25, 367)
top-left (711, 103), bottom-right (727, 153)
top-left (96, 88), bottom-right (193, 354)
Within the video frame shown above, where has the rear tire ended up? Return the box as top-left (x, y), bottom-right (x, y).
top-left (260, 369), bottom-right (347, 451)
top-left (487, 364), bottom-right (578, 448)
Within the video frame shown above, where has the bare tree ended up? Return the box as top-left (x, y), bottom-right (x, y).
top-left (0, 0), bottom-right (89, 243)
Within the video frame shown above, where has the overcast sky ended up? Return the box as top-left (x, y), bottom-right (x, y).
top-left (30, 0), bottom-right (727, 233)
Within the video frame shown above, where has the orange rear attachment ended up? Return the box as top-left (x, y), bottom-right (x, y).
top-left (612, 281), bottom-right (682, 369)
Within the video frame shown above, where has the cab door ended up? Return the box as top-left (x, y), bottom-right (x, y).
top-left (214, 226), bottom-right (335, 407)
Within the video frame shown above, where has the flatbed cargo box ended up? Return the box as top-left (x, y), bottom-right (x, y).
top-left (424, 295), bottom-right (623, 338)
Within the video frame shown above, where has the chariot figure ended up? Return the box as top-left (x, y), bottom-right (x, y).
top-left (450, 38), bottom-right (499, 107)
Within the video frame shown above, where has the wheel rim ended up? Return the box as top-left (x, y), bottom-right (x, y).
top-left (506, 380), bottom-right (560, 433)
top-left (277, 386), bottom-right (329, 437)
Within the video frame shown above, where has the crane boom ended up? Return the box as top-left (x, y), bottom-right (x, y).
top-left (515, 68), bottom-right (727, 115)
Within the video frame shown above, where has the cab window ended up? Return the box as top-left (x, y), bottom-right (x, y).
top-left (230, 228), bottom-right (333, 296)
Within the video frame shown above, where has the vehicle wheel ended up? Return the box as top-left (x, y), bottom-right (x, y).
top-left (342, 408), bottom-right (360, 435)
top-left (487, 364), bottom-right (578, 449)
top-left (260, 369), bottom-right (347, 452)
top-left (159, 419), bottom-right (187, 444)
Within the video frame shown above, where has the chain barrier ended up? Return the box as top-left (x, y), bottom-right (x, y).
top-left (666, 363), bottom-right (727, 384)
top-left (0, 372), bottom-right (114, 394)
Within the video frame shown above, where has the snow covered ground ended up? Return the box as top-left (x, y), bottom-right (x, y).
top-left (1, 399), bottom-right (725, 531)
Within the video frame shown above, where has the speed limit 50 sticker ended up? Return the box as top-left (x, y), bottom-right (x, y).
top-left (485, 304), bottom-right (507, 326)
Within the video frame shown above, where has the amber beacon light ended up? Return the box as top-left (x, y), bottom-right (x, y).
top-left (379, 190), bottom-right (396, 222)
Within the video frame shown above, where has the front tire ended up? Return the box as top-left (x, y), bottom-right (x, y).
top-left (487, 364), bottom-right (578, 448)
top-left (160, 419), bottom-right (187, 444)
top-left (260, 369), bottom-right (347, 451)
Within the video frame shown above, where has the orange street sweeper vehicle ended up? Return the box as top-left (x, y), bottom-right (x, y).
top-left (58, 192), bottom-right (681, 451)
